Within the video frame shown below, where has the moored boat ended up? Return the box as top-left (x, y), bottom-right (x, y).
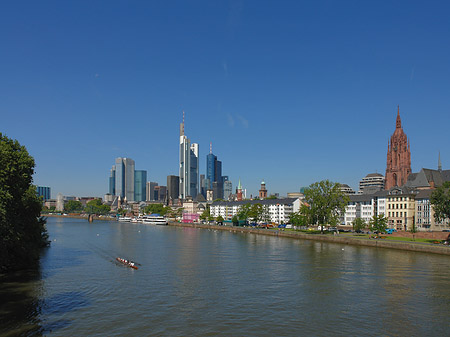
top-left (116, 257), bottom-right (138, 269)
top-left (142, 214), bottom-right (168, 225)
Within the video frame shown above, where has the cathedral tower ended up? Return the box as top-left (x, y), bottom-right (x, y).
top-left (385, 106), bottom-right (411, 189)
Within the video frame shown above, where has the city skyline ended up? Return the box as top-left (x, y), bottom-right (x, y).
top-left (2, 1), bottom-right (450, 197)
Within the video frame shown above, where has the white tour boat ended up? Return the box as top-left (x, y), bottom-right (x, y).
top-left (141, 214), bottom-right (168, 225)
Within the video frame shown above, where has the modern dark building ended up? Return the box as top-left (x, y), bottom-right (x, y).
top-left (134, 170), bottom-right (147, 202)
top-left (37, 186), bottom-right (51, 201)
top-left (167, 175), bottom-right (179, 202)
top-left (146, 182), bottom-right (158, 201)
top-left (206, 143), bottom-right (224, 199)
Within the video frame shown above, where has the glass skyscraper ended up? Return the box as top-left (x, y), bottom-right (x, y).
top-left (134, 170), bottom-right (147, 202)
top-left (114, 157), bottom-right (135, 201)
top-left (179, 112), bottom-right (199, 199)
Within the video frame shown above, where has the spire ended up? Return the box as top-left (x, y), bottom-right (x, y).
top-left (438, 151), bottom-right (442, 172)
top-left (210, 142), bottom-right (212, 155)
top-left (180, 110), bottom-right (185, 136)
top-left (238, 178), bottom-right (242, 190)
top-left (396, 105), bottom-right (402, 129)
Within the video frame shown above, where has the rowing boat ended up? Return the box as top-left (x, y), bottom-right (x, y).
top-left (116, 257), bottom-right (138, 270)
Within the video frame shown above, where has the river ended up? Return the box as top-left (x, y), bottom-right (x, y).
top-left (1, 217), bottom-right (450, 336)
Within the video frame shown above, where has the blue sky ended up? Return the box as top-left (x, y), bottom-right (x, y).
top-left (1, 1), bottom-right (450, 198)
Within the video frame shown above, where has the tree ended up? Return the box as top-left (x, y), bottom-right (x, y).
top-left (369, 214), bottom-right (387, 233)
top-left (85, 199), bottom-right (110, 215)
top-left (430, 181), bottom-right (450, 223)
top-left (232, 215), bottom-right (239, 226)
top-left (0, 133), bottom-right (49, 271)
top-left (410, 221), bottom-right (418, 240)
top-left (352, 217), bottom-right (366, 232)
top-left (302, 180), bottom-right (350, 233)
top-left (289, 211), bottom-right (308, 227)
top-left (64, 200), bottom-right (83, 213)
top-left (143, 203), bottom-right (168, 215)
top-left (200, 205), bottom-right (210, 221)
top-left (216, 215), bottom-right (224, 223)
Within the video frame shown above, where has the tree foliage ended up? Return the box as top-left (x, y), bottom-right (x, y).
top-left (302, 180), bottom-right (349, 233)
top-left (369, 214), bottom-right (387, 233)
top-left (289, 211), bottom-right (308, 227)
top-left (0, 133), bottom-right (49, 271)
top-left (216, 215), bottom-right (224, 223)
top-left (352, 217), bottom-right (366, 232)
top-left (85, 199), bottom-right (110, 215)
top-left (64, 200), bottom-right (83, 213)
top-left (238, 203), bottom-right (264, 222)
top-left (430, 181), bottom-right (450, 223)
top-left (143, 203), bottom-right (169, 215)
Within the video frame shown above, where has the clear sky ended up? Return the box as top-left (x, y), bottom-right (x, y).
top-left (1, 1), bottom-right (450, 198)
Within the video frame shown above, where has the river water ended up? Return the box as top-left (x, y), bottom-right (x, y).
top-left (1, 217), bottom-right (450, 336)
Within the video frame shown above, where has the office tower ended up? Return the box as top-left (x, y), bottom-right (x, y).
top-left (146, 182), bottom-right (158, 201)
top-left (156, 186), bottom-right (167, 202)
top-left (109, 166), bottom-right (116, 195)
top-left (206, 143), bottom-right (224, 199)
top-left (134, 170), bottom-right (147, 202)
top-left (114, 157), bottom-right (135, 201)
top-left (199, 174), bottom-right (206, 198)
top-left (36, 186), bottom-right (51, 201)
top-left (179, 111), bottom-right (199, 199)
top-left (385, 106), bottom-right (411, 189)
top-left (167, 175), bottom-right (180, 202)
top-left (224, 180), bottom-right (232, 200)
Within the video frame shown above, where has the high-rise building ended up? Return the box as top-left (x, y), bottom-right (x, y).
top-left (155, 186), bottom-right (167, 202)
top-left (385, 107), bottom-right (411, 189)
top-left (109, 166), bottom-right (116, 195)
top-left (358, 173), bottom-right (385, 194)
top-left (179, 111), bottom-right (199, 199)
top-left (146, 182), bottom-right (158, 201)
top-left (36, 186), bottom-right (51, 201)
top-left (134, 170), bottom-right (147, 202)
top-left (114, 157), bottom-right (135, 201)
top-left (206, 143), bottom-right (224, 199)
top-left (167, 175), bottom-right (180, 202)
top-left (224, 180), bottom-right (232, 200)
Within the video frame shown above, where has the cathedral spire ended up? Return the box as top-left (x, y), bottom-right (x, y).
top-left (396, 105), bottom-right (401, 129)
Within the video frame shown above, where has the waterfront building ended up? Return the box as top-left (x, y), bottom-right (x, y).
top-left (155, 185), bottom-right (167, 202)
top-left (210, 198), bottom-right (301, 224)
top-left (146, 182), bottom-right (158, 201)
top-left (114, 157), bottom-right (135, 201)
top-left (179, 111), bottom-right (199, 199)
top-left (36, 186), bottom-right (51, 201)
top-left (167, 175), bottom-right (180, 203)
top-left (344, 194), bottom-right (375, 226)
top-left (385, 107), bottom-right (411, 189)
top-left (415, 189), bottom-right (450, 231)
top-left (259, 180), bottom-right (267, 199)
top-left (385, 186), bottom-right (416, 231)
top-left (358, 173), bottom-right (385, 194)
top-left (134, 170), bottom-right (147, 202)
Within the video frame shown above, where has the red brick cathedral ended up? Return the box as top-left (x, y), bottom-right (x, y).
top-left (385, 106), bottom-right (411, 189)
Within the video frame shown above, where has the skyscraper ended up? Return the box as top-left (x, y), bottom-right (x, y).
top-left (114, 157), bottom-right (135, 201)
top-left (179, 111), bottom-right (199, 199)
top-left (36, 186), bottom-right (51, 201)
top-left (146, 182), bottom-right (158, 201)
top-left (167, 175), bottom-right (180, 202)
top-left (206, 143), bottom-right (223, 199)
top-left (134, 170), bottom-right (147, 202)
top-left (109, 166), bottom-right (116, 195)
top-left (224, 180), bottom-right (232, 200)
top-left (385, 106), bottom-right (411, 189)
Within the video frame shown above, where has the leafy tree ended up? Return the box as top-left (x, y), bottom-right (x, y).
top-left (289, 211), bottom-right (308, 227)
top-left (369, 214), bottom-right (387, 233)
top-left (232, 215), bottom-right (239, 226)
top-left (0, 133), bottom-right (49, 271)
top-left (266, 195), bottom-right (278, 200)
top-left (410, 221), bottom-right (418, 240)
top-left (430, 181), bottom-right (450, 223)
top-left (302, 180), bottom-right (350, 233)
top-left (352, 217), bottom-right (366, 232)
top-left (117, 208), bottom-right (126, 215)
top-left (64, 200), bottom-right (83, 213)
top-left (85, 199), bottom-right (110, 215)
top-left (216, 215), bottom-right (224, 223)
top-left (200, 205), bottom-right (210, 220)
top-left (144, 203), bottom-right (168, 215)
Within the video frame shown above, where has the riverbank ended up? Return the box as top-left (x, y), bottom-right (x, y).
top-left (168, 222), bottom-right (450, 256)
top-left (43, 213), bottom-right (114, 221)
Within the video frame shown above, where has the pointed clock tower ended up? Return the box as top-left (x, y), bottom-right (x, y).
top-left (385, 106), bottom-right (411, 189)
